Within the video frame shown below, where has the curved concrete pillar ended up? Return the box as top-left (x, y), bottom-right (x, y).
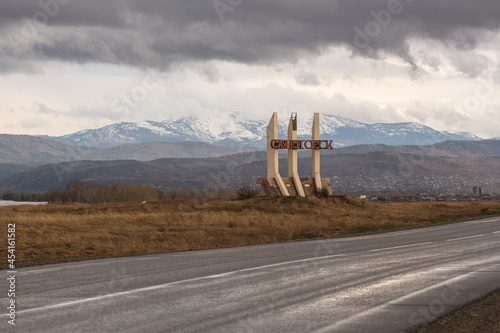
top-left (288, 113), bottom-right (305, 197)
top-left (312, 113), bottom-right (323, 192)
top-left (267, 112), bottom-right (290, 196)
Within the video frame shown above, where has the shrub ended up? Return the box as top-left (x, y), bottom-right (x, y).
top-left (315, 187), bottom-right (330, 198)
top-left (237, 184), bottom-right (259, 200)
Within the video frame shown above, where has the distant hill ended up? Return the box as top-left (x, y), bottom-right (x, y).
top-left (0, 153), bottom-right (265, 191)
top-left (44, 112), bottom-right (481, 148)
top-left (2, 135), bottom-right (499, 189)
top-left (0, 134), bottom-right (89, 166)
top-left (0, 163), bottom-right (32, 181)
top-left (326, 140), bottom-right (500, 158)
top-left (3, 150), bottom-right (500, 192)
top-left (419, 140), bottom-right (500, 157)
top-left (0, 134), bottom-right (258, 166)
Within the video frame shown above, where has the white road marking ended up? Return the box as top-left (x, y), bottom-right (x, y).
top-left (369, 242), bottom-right (432, 252)
top-left (22, 268), bottom-right (62, 275)
top-left (386, 227), bottom-right (448, 237)
top-left (2, 253), bottom-right (346, 316)
top-left (313, 259), bottom-right (500, 333)
top-left (446, 234), bottom-right (485, 242)
top-left (18, 257), bottom-right (158, 274)
top-left (493, 231), bottom-right (500, 234)
top-left (463, 218), bottom-right (500, 225)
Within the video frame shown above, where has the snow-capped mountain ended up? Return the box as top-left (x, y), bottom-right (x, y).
top-left (46, 112), bottom-right (482, 148)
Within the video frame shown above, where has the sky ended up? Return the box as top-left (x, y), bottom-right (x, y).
top-left (1, 0), bottom-right (500, 138)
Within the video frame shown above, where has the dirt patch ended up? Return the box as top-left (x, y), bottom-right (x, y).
top-left (420, 288), bottom-right (500, 333)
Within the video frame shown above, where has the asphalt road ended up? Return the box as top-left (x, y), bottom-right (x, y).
top-left (3, 216), bottom-right (500, 333)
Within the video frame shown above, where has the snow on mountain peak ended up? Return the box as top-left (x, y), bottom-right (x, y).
top-left (49, 113), bottom-right (482, 148)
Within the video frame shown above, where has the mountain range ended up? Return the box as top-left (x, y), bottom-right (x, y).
top-left (43, 113), bottom-right (482, 148)
top-left (2, 140), bottom-right (500, 192)
top-left (3, 150), bottom-right (500, 192)
top-left (1, 113), bottom-right (498, 192)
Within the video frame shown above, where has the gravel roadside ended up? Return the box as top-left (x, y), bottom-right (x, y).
top-left (419, 288), bottom-right (500, 333)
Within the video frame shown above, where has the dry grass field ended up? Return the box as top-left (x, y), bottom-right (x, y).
top-left (1, 197), bottom-right (500, 268)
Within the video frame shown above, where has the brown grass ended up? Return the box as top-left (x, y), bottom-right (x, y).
top-left (1, 197), bottom-right (500, 268)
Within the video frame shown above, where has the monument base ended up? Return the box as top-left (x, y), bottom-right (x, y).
top-left (257, 177), bottom-right (333, 197)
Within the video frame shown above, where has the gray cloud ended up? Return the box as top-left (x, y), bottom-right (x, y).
top-left (295, 72), bottom-right (321, 86)
top-left (0, 57), bottom-right (41, 74)
top-left (32, 102), bottom-right (59, 115)
top-left (450, 53), bottom-right (490, 77)
top-left (0, 0), bottom-right (499, 72)
top-left (493, 62), bottom-right (500, 84)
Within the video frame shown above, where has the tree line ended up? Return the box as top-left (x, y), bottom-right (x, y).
top-left (48, 179), bottom-right (165, 203)
top-left (1, 190), bottom-right (48, 202)
top-left (2, 179), bottom-right (257, 204)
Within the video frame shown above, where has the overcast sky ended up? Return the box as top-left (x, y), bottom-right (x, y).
top-left (1, 0), bottom-right (500, 138)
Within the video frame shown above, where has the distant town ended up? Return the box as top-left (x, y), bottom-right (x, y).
top-left (328, 174), bottom-right (500, 201)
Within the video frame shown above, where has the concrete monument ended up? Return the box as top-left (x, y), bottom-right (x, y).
top-left (257, 112), bottom-right (333, 197)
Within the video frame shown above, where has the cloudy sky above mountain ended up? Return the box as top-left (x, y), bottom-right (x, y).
top-left (1, 0), bottom-right (500, 138)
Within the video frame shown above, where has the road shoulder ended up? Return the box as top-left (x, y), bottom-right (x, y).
top-left (420, 288), bottom-right (500, 333)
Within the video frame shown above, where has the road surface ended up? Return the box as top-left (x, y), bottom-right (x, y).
top-left (3, 216), bottom-right (500, 332)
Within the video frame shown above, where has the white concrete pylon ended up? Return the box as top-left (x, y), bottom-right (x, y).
top-left (312, 113), bottom-right (323, 192)
top-left (288, 113), bottom-right (305, 197)
top-left (267, 112), bottom-right (290, 196)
